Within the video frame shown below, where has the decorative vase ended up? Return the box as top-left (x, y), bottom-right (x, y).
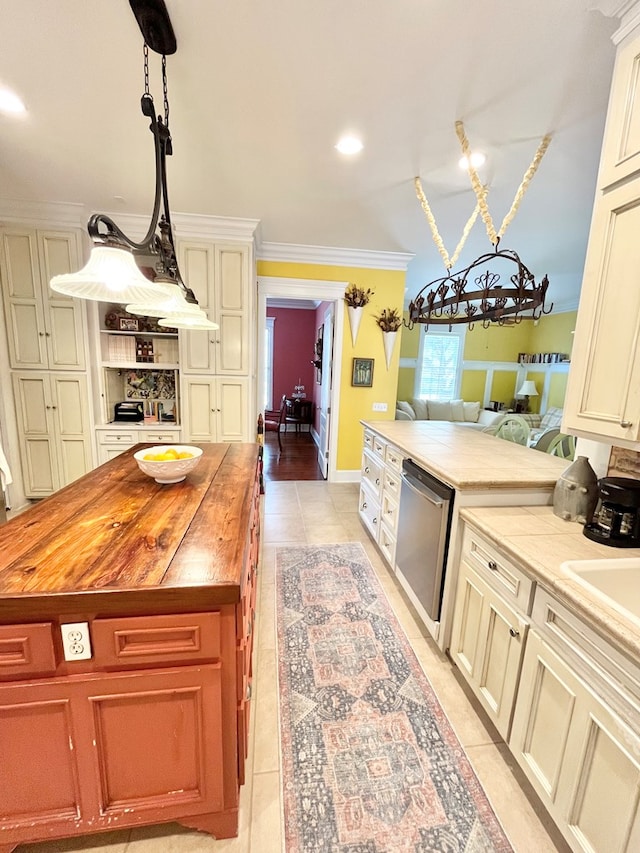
top-left (383, 330), bottom-right (397, 369)
top-left (553, 455), bottom-right (599, 524)
top-left (347, 305), bottom-right (363, 347)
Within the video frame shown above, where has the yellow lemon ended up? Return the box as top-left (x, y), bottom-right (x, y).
top-left (164, 448), bottom-right (179, 460)
top-left (177, 451), bottom-right (193, 459)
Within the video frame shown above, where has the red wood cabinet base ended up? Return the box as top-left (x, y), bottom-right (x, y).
top-left (0, 445), bottom-right (260, 852)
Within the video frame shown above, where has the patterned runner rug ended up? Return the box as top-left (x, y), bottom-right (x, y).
top-left (276, 542), bottom-right (514, 853)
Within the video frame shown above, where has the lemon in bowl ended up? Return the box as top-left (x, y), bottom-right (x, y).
top-left (133, 445), bottom-right (203, 484)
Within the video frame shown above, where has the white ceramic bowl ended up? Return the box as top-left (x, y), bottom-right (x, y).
top-left (133, 445), bottom-right (203, 484)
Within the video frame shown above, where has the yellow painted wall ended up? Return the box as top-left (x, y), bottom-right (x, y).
top-left (398, 310), bottom-right (577, 411)
top-left (258, 260), bottom-right (405, 472)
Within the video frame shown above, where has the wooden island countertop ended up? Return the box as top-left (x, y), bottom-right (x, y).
top-left (0, 443), bottom-right (261, 852)
top-left (0, 442), bottom-right (259, 620)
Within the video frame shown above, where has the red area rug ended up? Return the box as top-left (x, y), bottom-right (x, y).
top-left (276, 542), bottom-right (513, 852)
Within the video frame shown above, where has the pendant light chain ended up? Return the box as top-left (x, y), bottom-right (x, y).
top-left (162, 54), bottom-right (170, 130)
top-left (414, 176), bottom-right (484, 271)
top-left (455, 120), bottom-right (552, 246)
top-left (143, 42), bottom-right (150, 95)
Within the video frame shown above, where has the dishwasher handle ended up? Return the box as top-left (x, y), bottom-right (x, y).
top-left (401, 471), bottom-right (447, 508)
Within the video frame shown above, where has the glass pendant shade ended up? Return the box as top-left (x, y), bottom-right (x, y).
top-left (50, 246), bottom-right (174, 306)
top-left (126, 283), bottom-right (200, 318)
top-left (158, 312), bottom-right (219, 330)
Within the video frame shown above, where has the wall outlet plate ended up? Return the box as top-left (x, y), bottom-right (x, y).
top-left (372, 402), bottom-right (388, 412)
top-left (61, 622), bottom-right (92, 661)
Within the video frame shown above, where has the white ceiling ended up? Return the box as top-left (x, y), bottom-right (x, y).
top-left (0, 1), bottom-right (621, 308)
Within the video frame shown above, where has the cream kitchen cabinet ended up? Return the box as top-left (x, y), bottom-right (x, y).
top-left (449, 526), bottom-right (532, 740)
top-left (12, 372), bottom-right (92, 498)
top-left (0, 227), bottom-right (86, 371)
top-left (95, 427), bottom-right (182, 465)
top-left (510, 625), bottom-right (640, 853)
top-left (182, 377), bottom-right (249, 443)
top-left (564, 22), bottom-right (640, 445)
top-left (178, 242), bottom-right (250, 376)
top-left (358, 429), bottom-right (404, 567)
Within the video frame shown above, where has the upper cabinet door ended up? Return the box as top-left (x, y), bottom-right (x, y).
top-left (38, 230), bottom-right (87, 370)
top-left (599, 30), bottom-right (640, 190)
top-left (563, 179), bottom-right (640, 442)
top-left (1, 229), bottom-right (48, 369)
top-left (178, 241), bottom-right (250, 376)
top-left (0, 227), bottom-right (87, 371)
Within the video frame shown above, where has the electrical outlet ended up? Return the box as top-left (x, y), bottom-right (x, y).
top-left (61, 622), bottom-right (92, 661)
top-left (372, 402), bottom-right (388, 412)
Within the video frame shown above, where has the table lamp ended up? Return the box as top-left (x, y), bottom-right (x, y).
top-left (517, 380), bottom-right (538, 412)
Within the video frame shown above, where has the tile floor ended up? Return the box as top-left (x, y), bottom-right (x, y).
top-left (16, 481), bottom-right (571, 853)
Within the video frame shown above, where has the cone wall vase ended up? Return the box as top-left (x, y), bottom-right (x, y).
top-left (383, 330), bottom-right (397, 369)
top-left (347, 305), bottom-right (364, 347)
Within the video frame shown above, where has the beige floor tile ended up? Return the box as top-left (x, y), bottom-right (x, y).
top-left (302, 523), bottom-right (352, 543)
top-left (125, 823), bottom-right (221, 851)
top-left (465, 742), bottom-right (571, 853)
top-left (249, 772), bottom-right (283, 853)
top-left (262, 513), bottom-right (307, 544)
top-left (258, 543), bottom-right (277, 586)
top-left (299, 505), bottom-right (343, 525)
top-left (257, 582), bottom-right (276, 650)
top-left (252, 649), bottom-right (280, 774)
top-left (17, 831), bottom-right (131, 853)
top-left (262, 492), bottom-right (301, 515)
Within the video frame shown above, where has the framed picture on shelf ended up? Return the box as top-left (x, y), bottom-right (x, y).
top-left (119, 317), bottom-right (139, 332)
top-left (352, 357), bottom-right (374, 387)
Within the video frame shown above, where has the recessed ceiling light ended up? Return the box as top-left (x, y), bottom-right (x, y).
top-left (0, 87), bottom-right (26, 115)
top-left (459, 152), bottom-right (485, 170)
top-left (335, 135), bottom-right (363, 155)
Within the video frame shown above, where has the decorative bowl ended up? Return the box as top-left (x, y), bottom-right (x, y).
top-left (133, 445), bottom-right (203, 484)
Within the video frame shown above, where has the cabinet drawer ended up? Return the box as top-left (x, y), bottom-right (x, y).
top-left (363, 429), bottom-right (374, 451)
top-left (380, 490), bottom-right (399, 534)
top-left (359, 482), bottom-right (380, 537)
top-left (378, 520), bottom-right (397, 568)
top-left (97, 430), bottom-right (137, 445)
top-left (385, 444), bottom-right (403, 473)
top-left (92, 612), bottom-right (221, 669)
top-left (0, 622), bottom-right (56, 680)
top-left (461, 526), bottom-right (534, 614)
top-left (383, 467), bottom-right (401, 501)
top-left (139, 430), bottom-right (181, 443)
top-left (372, 435), bottom-right (386, 461)
top-left (361, 448), bottom-right (383, 496)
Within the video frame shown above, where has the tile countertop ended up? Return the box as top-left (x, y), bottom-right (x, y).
top-left (361, 420), bottom-right (567, 490)
top-left (459, 505), bottom-right (640, 666)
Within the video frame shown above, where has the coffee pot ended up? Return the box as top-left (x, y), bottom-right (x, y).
top-left (583, 476), bottom-right (640, 547)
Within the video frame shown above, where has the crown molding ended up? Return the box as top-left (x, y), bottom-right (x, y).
top-left (267, 298), bottom-right (321, 310)
top-left (0, 199), bottom-right (87, 229)
top-left (590, 0), bottom-right (640, 43)
top-left (171, 212), bottom-right (261, 243)
top-left (258, 241), bottom-right (414, 271)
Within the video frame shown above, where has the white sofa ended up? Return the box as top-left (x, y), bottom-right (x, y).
top-left (395, 399), bottom-right (504, 430)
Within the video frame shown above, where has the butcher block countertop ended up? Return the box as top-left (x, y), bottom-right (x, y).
top-left (361, 419), bottom-right (567, 490)
top-left (0, 442), bottom-right (259, 620)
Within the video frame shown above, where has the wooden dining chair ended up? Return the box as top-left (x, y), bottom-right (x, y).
top-left (263, 395), bottom-right (287, 451)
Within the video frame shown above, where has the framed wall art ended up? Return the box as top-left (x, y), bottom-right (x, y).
top-left (352, 357), bottom-right (374, 387)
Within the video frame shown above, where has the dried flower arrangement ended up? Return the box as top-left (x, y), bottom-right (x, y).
top-left (344, 284), bottom-right (374, 307)
top-left (374, 308), bottom-right (402, 332)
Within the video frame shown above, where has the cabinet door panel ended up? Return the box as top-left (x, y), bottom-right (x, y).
top-left (39, 230), bottom-right (86, 370)
top-left (218, 313), bottom-right (245, 374)
top-left (510, 632), bottom-right (578, 803)
top-left (564, 180), bottom-right (640, 441)
top-left (449, 565), bottom-right (485, 680)
top-left (88, 666), bottom-right (224, 816)
top-left (52, 375), bottom-right (92, 488)
top-left (1, 229), bottom-right (47, 369)
top-left (600, 33), bottom-right (640, 188)
top-left (184, 379), bottom-right (215, 441)
top-left (217, 378), bottom-right (248, 441)
top-left (563, 709), bottom-right (640, 853)
top-left (179, 243), bottom-right (215, 374)
top-left (0, 689), bottom-right (82, 830)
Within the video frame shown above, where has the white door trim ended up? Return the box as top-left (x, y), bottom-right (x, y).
top-left (257, 276), bottom-right (347, 482)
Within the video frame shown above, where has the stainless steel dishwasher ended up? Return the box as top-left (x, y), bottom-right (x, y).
top-left (395, 458), bottom-right (455, 622)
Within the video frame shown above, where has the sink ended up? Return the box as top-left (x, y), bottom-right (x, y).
top-left (560, 559), bottom-right (640, 625)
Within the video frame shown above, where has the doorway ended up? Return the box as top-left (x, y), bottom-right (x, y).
top-left (257, 277), bottom-right (347, 482)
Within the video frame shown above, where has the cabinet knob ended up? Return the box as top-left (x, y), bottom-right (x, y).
top-left (620, 420), bottom-right (633, 428)
top-left (509, 627), bottom-right (519, 638)
top-left (246, 682), bottom-right (252, 701)
top-left (39, 331), bottom-right (45, 337)
top-left (375, 477), bottom-right (380, 485)
top-left (210, 339), bottom-right (216, 344)
top-left (488, 560), bottom-right (497, 570)
top-left (372, 517), bottom-right (378, 525)
top-left (45, 332), bottom-right (51, 337)
top-left (364, 466), bottom-right (370, 474)
top-left (361, 501), bottom-right (367, 510)
top-left (46, 405), bottom-right (51, 409)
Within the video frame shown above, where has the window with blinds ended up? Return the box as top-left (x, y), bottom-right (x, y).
top-left (416, 328), bottom-right (465, 400)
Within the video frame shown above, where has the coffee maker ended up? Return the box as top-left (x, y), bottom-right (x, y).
top-left (583, 477), bottom-right (640, 547)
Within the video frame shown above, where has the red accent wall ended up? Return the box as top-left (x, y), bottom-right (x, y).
top-left (267, 308), bottom-right (316, 408)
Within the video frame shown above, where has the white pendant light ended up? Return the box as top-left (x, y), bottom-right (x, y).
top-left (126, 282), bottom-right (199, 318)
top-left (50, 246), bottom-right (174, 306)
top-left (158, 311), bottom-right (219, 330)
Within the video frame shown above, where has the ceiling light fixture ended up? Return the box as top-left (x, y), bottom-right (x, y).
top-left (0, 86), bottom-right (26, 115)
top-left (50, 0), bottom-right (215, 329)
top-left (335, 135), bottom-right (363, 155)
top-left (458, 152), bottom-right (485, 170)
